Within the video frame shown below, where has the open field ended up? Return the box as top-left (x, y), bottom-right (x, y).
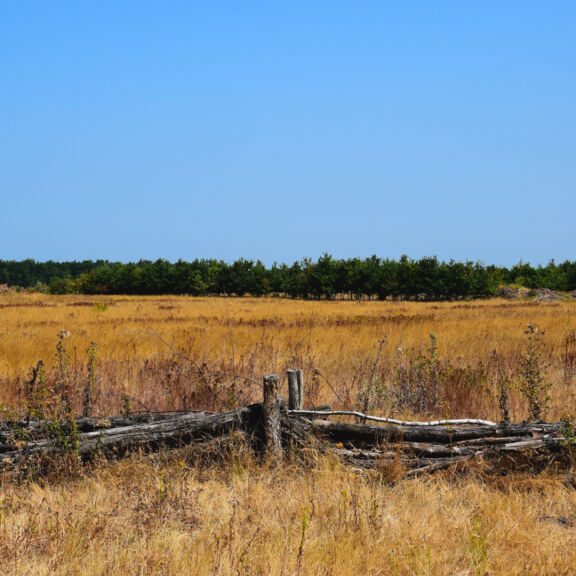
top-left (1, 293), bottom-right (575, 419)
top-left (1, 294), bottom-right (576, 575)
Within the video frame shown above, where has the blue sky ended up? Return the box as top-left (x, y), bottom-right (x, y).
top-left (1, 1), bottom-right (574, 266)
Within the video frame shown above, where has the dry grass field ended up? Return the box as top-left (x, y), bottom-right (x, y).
top-left (1, 294), bottom-right (576, 574)
top-left (1, 293), bottom-right (575, 419)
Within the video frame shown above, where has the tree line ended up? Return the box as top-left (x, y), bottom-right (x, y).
top-left (1, 256), bottom-right (575, 300)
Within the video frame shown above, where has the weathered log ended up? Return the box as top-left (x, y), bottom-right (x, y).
top-left (0, 412), bottom-right (207, 445)
top-left (332, 447), bottom-right (479, 472)
top-left (1, 401), bottom-right (572, 478)
top-left (311, 419), bottom-right (564, 445)
top-left (263, 374), bottom-right (282, 463)
top-left (327, 433), bottom-right (571, 476)
top-left (500, 437), bottom-right (563, 451)
top-left (396, 442), bottom-right (477, 457)
top-left (280, 413), bottom-right (313, 445)
top-left (74, 412), bottom-right (212, 432)
top-left (333, 448), bottom-right (389, 460)
top-left (287, 370), bottom-right (303, 410)
top-left (454, 436), bottom-right (533, 446)
top-left (406, 454), bottom-right (476, 477)
top-left (1, 407), bottom-right (254, 465)
top-left (291, 410), bottom-right (497, 427)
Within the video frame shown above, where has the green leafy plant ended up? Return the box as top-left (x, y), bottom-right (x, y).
top-left (44, 414), bottom-right (80, 457)
top-left (562, 329), bottom-right (576, 384)
top-left (560, 414), bottom-right (576, 446)
top-left (425, 332), bottom-right (441, 410)
top-left (390, 333), bottom-right (442, 415)
top-left (122, 393), bottom-right (132, 416)
top-left (19, 332), bottom-right (84, 463)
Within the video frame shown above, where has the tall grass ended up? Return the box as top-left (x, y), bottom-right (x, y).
top-left (2, 294), bottom-right (576, 575)
top-left (1, 294), bottom-right (575, 420)
top-left (1, 448), bottom-right (576, 575)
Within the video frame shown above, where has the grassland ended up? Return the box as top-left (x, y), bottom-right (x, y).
top-left (1, 294), bottom-right (576, 574)
top-left (1, 293), bottom-right (575, 418)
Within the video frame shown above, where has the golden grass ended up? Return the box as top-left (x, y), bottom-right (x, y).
top-left (1, 448), bottom-right (576, 575)
top-left (1, 293), bottom-right (575, 419)
top-left (2, 294), bottom-right (576, 575)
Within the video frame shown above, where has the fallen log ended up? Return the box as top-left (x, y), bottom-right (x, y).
top-left (0, 412), bottom-right (208, 443)
top-left (406, 454), bottom-right (476, 477)
top-left (307, 418), bottom-right (574, 475)
top-left (395, 441), bottom-right (477, 457)
top-left (454, 436), bottom-right (534, 446)
top-left (500, 437), bottom-right (563, 451)
top-left (311, 419), bottom-right (564, 445)
top-left (331, 440), bottom-right (572, 475)
top-left (1, 406), bottom-right (255, 465)
top-left (332, 445), bottom-right (481, 473)
top-left (1, 400), bottom-right (573, 479)
top-left (291, 410), bottom-right (497, 427)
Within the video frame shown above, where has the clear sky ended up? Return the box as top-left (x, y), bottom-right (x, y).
top-left (1, 1), bottom-right (574, 266)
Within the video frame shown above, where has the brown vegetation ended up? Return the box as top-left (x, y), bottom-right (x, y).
top-left (1, 293), bottom-right (575, 419)
top-left (1, 294), bottom-right (576, 574)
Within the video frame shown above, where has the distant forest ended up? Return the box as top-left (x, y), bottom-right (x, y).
top-left (1, 256), bottom-right (575, 300)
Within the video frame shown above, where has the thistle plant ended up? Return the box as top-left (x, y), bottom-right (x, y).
top-left (26, 359), bottom-right (48, 420)
top-left (518, 325), bottom-right (551, 421)
top-left (83, 341), bottom-right (97, 417)
top-left (54, 329), bottom-right (72, 415)
top-left (357, 338), bottom-right (387, 414)
top-left (491, 350), bottom-right (511, 424)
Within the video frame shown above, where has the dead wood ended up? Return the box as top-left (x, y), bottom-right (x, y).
top-left (304, 417), bottom-right (573, 475)
top-left (310, 419), bottom-right (563, 445)
top-left (1, 403), bottom-right (573, 479)
top-left (1, 407), bottom-right (254, 466)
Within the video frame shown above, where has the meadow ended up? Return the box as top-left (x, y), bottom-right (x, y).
top-left (1, 293), bottom-right (575, 419)
top-left (1, 294), bottom-right (576, 574)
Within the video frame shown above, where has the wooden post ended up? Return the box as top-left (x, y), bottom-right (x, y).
top-left (262, 374), bottom-right (282, 463)
top-left (296, 369), bottom-right (304, 409)
top-left (287, 369), bottom-right (302, 410)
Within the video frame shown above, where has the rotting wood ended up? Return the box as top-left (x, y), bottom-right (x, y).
top-left (454, 436), bottom-right (533, 446)
top-left (406, 454), bottom-right (476, 477)
top-left (305, 415), bottom-right (572, 474)
top-left (295, 369), bottom-right (304, 409)
top-left (262, 374), bottom-right (282, 463)
top-left (1, 407), bottom-right (254, 465)
top-left (1, 398), bottom-right (573, 477)
top-left (501, 437), bottom-right (563, 451)
top-left (310, 419), bottom-right (564, 445)
top-left (0, 412), bottom-right (210, 442)
top-left (287, 370), bottom-right (303, 410)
